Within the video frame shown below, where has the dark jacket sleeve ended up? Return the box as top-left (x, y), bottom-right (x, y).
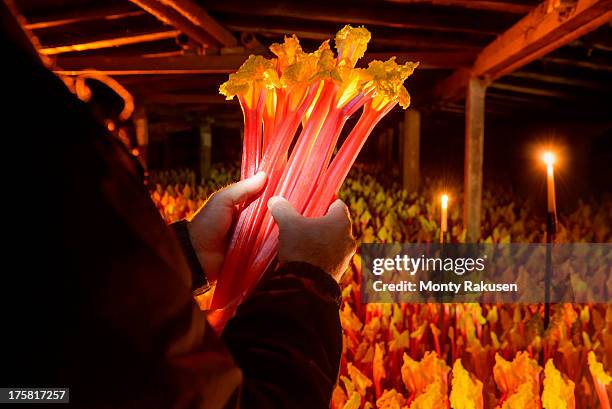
top-left (222, 262), bottom-right (343, 409)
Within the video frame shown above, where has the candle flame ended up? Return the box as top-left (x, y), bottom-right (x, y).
top-left (542, 152), bottom-right (555, 167)
top-left (441, 194), bottom-right (449, 209)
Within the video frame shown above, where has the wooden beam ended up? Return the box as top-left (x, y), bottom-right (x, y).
top-left (24, 5), bottom-right (145, 30)
top-left (473, 0), bottom-right (612, 79)
top-left (145, 94), bottom-right (231, 104)
top-left (464, 77), bottom-right (486, 243)
top-left (508, 71), bottom-right (608, 89)
top-left (128, 0), bottom-right (219, 47)
top-left (433, 68), bottom-right (472, 102)
top-left (488, 82), bottom-right (577, 99)
top-left (226, 23), bottom-right (483, 51)
top-left (540, 56), bottom-right (612, 71)
top-left (54, 54), bottom-right (248, 75)
top-left (40, 30), bottom-right (180, 55)
top-left (3, 0), bottom-right (50, 65)
top-left (158, 0), bottom-right (237, 47)
top-left (486, 92), bottom-right (551, 104)
top-left (383, 0), bottom-right (534, 14)
top-left (54, 51), bottom-right (472, 75)
top-left (435, 0), bottom-right (612, 102)
top-left (363, 52), bottom-right (475, 69)
top-left (201, 0), bottom-right (514, 34)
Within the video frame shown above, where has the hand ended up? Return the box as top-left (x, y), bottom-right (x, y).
top-left (187, 172), bottom-right (267, 283)
top-left (268, 197), bottom-right (357, 282)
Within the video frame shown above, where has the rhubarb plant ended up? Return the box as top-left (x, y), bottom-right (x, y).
top-left (212, 25), bottom-right (417, 327)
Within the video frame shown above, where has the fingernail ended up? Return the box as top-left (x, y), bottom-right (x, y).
top-left (255, 171), bottom-right (266, 178)
top-left (267, 196), bottom-right (282, 209)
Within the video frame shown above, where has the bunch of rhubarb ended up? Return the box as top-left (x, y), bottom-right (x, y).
top-left (211, 25), bottom-right (417, 324)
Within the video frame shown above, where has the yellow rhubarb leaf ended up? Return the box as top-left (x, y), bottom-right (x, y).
top-left (450, 359), bottom-right (484, 409)
top-left (493, 352), bottom-right (541, 396)
top-left (588, 351), bottom-right (612, 385)
top-left (342, 392), bottom-right (361, 409)
top-left (498, 382), bottom-right (540, 409)
top-left (588, 351), bottom-right (612, 409)
top-left (401, 352), bottom-right (450, 396)
top-left (373, 343), bottom-right (387, 394)
top-left (376, 389), bottom-right (406, 409)
top-left (347, 363), bottom-right (373, 397)
top-left (363, 58), bottom-right (418, 110)
top-left (269, 34), bottom-right (304, 74)
top-left (335, 25), bottom-right (371, 67)
top-left (542, 359), bottom-right (575, 409)
top-left (409, 382), bottom-right (447, 409)
top-left (219, 55), bottom-right (280, 108)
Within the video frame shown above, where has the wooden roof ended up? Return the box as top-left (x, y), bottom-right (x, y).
top-left (10, 0), bottom-right (612, 120)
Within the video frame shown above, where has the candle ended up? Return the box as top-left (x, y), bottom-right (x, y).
top-left (440, 194), bottom-right (448, 244)
top-left (543, 152), bottom-right (556, 213)
top-left (542, 151), bottom-right (557, 329)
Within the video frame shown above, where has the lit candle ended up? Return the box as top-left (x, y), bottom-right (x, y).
top-left (543, 152), bottom-right (556, 213)
top-left (440, 194), bottom-right (448, 244)
top-left (542, 151), bottom-right (557, 329)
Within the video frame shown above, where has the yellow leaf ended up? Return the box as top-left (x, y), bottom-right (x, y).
top-left (450, 359), bottom-right (483, 409)
top-left (542, 359), bottom-right (575, 409)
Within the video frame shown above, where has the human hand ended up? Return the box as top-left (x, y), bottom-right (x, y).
top-left (187, 172), bottom-right (267, 283)
top-left (268, 197), bottom-right (357, 282)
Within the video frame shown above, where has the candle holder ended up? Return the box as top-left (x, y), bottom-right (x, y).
top-left (542, 151), bottom-right (557, 329)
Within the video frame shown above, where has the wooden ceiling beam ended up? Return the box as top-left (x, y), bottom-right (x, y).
top-left (540, 55), bottom-right (612, 71)
top-left (225, 23), bottom-right (483, 50)
top-left (472, 0), bottom-right (612, 80)
top-left (40, 30), bottom-right (180, 55)
top-left (508, 71), bottom-right (609, 89)
top-left (200, 0), bottom-right (512, 34)
top-left (434, 0), bottom-right (612, 102)
top-left (383, 0), bottom-right (534, 14)
top-left (24, 5), bottom-right (145, 30)
top-left (145, 93), bottom-right (230, 104)
top-left (128, 0), bottom-right (219, 47)
top-left (157, 0), bottom-right (237, 47)
top-left (53, 50), bottom-right (475, 75)
top-left (488, 82), bottom-right (577, 99)
top-left (362, 51), bottom-right (475, 68)
top-left (53, 54), bottom-right (249, 75)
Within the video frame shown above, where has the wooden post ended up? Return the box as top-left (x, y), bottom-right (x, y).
top-left (133, 105), bottom-right (149, 168)
top-left (402, 109), bottom-right (420, 193)
top-left (199, 120), bottom-right (212, 182)
top-left (464, 78), bottom-right (486, 243)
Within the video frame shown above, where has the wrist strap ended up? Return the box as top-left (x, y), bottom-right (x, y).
top-left (171, 220), bottom-right (210, 295)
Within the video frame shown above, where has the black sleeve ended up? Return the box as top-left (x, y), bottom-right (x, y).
top-left (221, 262), bottom-right (343, 409)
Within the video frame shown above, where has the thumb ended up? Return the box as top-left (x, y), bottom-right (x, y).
top-left (268, 196), bottom-right (300, 227)
top-left (218, 171), bottom-right (267, 206)
top-left (324, 199), bottom-right (351, 224)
